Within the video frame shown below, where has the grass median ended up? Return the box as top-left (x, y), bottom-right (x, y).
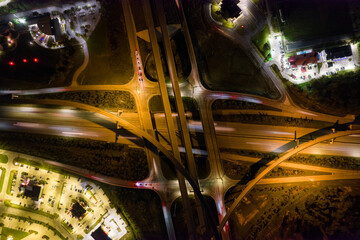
top-left (0, 167), bottom-right (6, 193)
top-left (6, 170), bottom-right (17, 195)
top-left (4, 199), bottom-right (59, 219)
top-left (0, 154), bottom-right (8, 163)
top-left (1, 227), bottom-right (31, 239)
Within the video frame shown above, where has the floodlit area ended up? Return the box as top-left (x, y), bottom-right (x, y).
top-left (0, 150), bottom-right (127, 240)
top-left (269, 32), bottom-right (359, 84)
top-left (26, 1), bottom-right (101, 49)
top-left (267, 0), bottom-right (358, 84)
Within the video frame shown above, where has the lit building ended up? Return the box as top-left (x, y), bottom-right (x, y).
top-left (288, 51), bottom-right (319, 68)
top-left (28, 14), bottom-right (64, 42)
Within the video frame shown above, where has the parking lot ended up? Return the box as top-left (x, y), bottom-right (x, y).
top-left (0, 215), bottom-right (63, 240)
top-left (269, 32), bottom-right (359, 84)
top-left (0, 150), bottom-right (127, 239)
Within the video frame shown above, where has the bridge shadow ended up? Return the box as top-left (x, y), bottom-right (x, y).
top-left (74, 111), bottom-right (145, 147)
top-left (226, 117), bottom-right (358, 202)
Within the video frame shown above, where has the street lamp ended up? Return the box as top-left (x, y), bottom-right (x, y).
top-left (18, 18), bottom-right (26, 24)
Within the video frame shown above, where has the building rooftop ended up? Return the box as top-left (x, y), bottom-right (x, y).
top-left (91, 226), bottom-right (111, 240)
top-left (28, 14), bottom-right (63, 42)
top-left (70, 201), bottom-right (86, 219)
top-left (221, 0), bottom-right (241, 19)
top-left (325, 45), bottom-right (352, 60)
top-left (24, 180), bottom-right (41, 201)
top-left (50, 18), bottom-right (63, 42)
top-left (35, 15), bottom-right (52, 35)
top-left (288, 51), bottom-right (318, 67)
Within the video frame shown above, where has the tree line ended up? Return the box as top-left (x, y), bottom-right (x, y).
top-left (212, 99), bottom-right (280, 111)
top-left (20, 90), bottom-right (136, 111)
top-left (272, 64), bottom-right (360, 115)
top-left (213, 113), bottom-right (330, 128)
top-left (0, 131), bottom-right (148, 180)
top-left (100, 185), bottom-right (168, 240)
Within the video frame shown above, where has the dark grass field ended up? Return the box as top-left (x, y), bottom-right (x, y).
top-left (185, 0), bottom-right (280, 99)
top-left (274, 0), bottom-right (353, 42)
top-left (0, 33), bottom-right (57, 87)
top-left (199, 33), bottom-right (279, 98)
top-left (0, 33), bottom-right (82, 89)
top-left (171, 196), bottom-right (219, 239)
top-left (129, 0), bottom-right (147, 32)
top-left (80, 1), bottom-right (133, 85)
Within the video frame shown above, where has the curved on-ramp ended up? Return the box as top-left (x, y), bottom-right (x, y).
top-left (218, 129), bottom-right (360, 233)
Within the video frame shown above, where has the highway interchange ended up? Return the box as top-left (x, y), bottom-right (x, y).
top-left (0, 0), bottom-right (360, 239)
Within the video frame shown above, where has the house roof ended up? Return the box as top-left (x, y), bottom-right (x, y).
top-left (288, 51), bottom-right (318, 66)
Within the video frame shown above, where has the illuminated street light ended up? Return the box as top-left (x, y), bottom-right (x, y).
top-left (18, 18), bottom-right (26, 24)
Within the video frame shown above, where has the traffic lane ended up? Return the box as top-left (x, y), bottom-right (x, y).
top-left (153, 114), bottom-right (208, 149)
top-left (153, 117), bottom-right (324, 152)
top-left (153, 127), bottom-right (349, 157)
top-left (302, 140), bottom-right (360, 157)
top-left (0, 119), bottom-right (141, 146)
top-left (216, 134), bottom-right (360, 157)
top-left (153, 115), bottom-right (244, 135)
top-left (0, 105), bottom-right (141, 128)
top-left (258, 174), bottom-right (360, 185)
top-left (214, 121), bottom-right (321, 139)
top-left (154, 116), bottom-right (359, 155)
